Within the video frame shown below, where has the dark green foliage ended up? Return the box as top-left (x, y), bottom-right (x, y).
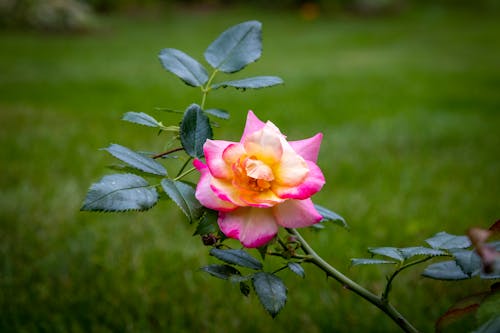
top-left (158, 48), bottom-right (209, 87)
top-left (351, 258), bottom-right (398, 267)
top-left (426, 232), bottom-right (472, 250)
top-left (122, 111), bottom-right (162, 128)
top-left (209, 248), bottom-right (263, 270)
top-left (201, 264), bottom-right (241, 280)
top-left (81, 174), bottom-right (158, 211)
top-left (212, 76), bottom-right (283, 90)
top-left (180, 104), bottom-right (213, 158)
top-left (161, 179), bottom-right (203, 222)
top-left (204, 20), bottom-right (262, 73)
top-left (422, 261), bottom-right (471, 280)
top-left (252, 272), bottom-right (287, 318)
top-left (103, 143), bottom-right (167, 176)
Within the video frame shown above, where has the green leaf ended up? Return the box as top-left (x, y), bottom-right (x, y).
top-left (211, 76), bottom-right (284, 90)
top-left (201, 264), bottom-right (240, 280)
top-left (422, 260), bottom-right (470, 280)
top-left (210, 248), bottom-right (263, 270)
top-left (451, 249), bottom-right (482, 277)
top-left (314, 204), bottom-right (348, 229)
top-left (288, 262), bottom-right (305, 278)
top-left (350, 258), bottom-right (398, 267)
top-left (158, 48), bottom-right (208, 87)
top-left (399, 246), bottom-right (448, 260)
top-left (252, 272), bottom-right (287, 318)
top-left (193, 209), bottom-right (218, 236)
top-left (204, 108), bottom-right (230, 120)
top-left (204, 20), bottom-right (262, 73)
top-left (81, 174), bottom-right (158, 212)
top-left (180, 104), bottom-right (213, 158)
top-left (161, 179), bottom-right (202, 222)
top-left (426, 231), bottom-right (471, 250)
top-left (368, 247), bottom-right (404, 262)
top-left (103, 144), bottom-right (167, 176)
top-left (122, 111), bottom-right (161, 128)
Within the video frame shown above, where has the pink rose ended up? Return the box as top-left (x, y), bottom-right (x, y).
top-left (194, 111), bottom-right (325, 248)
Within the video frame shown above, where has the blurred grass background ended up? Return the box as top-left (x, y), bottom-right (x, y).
top-left (1, 1), bottom-right (499, 332)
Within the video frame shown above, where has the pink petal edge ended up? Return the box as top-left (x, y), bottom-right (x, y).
top-left (273, 198), bottom-right (323, 228)
top-left (193, 159), bottom-right (238, 212)
top-left (204, 139), bottom-right (234, 179)
top-left (240, 110), bottom-right (266, 142)
top-left (289, 132), bottom-right (323, 163)
top-left (273, 161), bottom-right (325, 200)
top-left (218, 207), bottom-right (279, 248)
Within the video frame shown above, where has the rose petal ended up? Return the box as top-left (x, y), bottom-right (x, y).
top-left (218, 207), bottom-right (279, 248)
top-left (204, 139), bottom-right (234, 179)
top-left (272, 161), bottom-right (325, 199)
top-left (290, 133), bottom-right (323, 163)
top-left (272, 142), bottom-right (309, 186)
top-left (239, 189), bottom-right (285, 208)
top-left (243, 123), bottom-right (283, 164)
top-left (210, 177), bottom-right (246, 206)
top-left (273, 198), bottom-right (322, 228)
top-left (222, 143), bottom-right (246, 165)
top-left (193, 159), bottom-right (238, 212)
top-left (240, 110), bottom-right (266, 142)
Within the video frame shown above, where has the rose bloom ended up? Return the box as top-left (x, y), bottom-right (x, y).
top-left (194, 111), bottom-right (325, 248)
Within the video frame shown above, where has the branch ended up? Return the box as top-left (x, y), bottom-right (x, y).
top-left (287, 228), bottom-right (420, 333)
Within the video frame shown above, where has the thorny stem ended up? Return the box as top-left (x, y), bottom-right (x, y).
top-left (288, 228), bottom-right (420, 333)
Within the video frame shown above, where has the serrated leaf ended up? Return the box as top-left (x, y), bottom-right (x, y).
top-left (252, 272), bottom-right (287, 318)
top-left (422, 260), bottom-right (470, 280)
top-left (288, 262), bottom-right (305, 278)
top-left (350, 258), bottom-right (398, 267)
top-left (368, 247), bottom-right (404, 262)
top-left (204, 20), bottom-right (262, 73)
top-left (161, 179), bottom-right (202, 222)
top-left (204, 108), bottom-right (230, 120)
top-left (81, 174), bottom-right (158, 212)
top-left (180, 104), bottom-right (213, 158)
top-left (122, 111), bottom-right (161, 127)
top-left (399, 246), bottom-right (448, 260)
top-left (426, 231), bottom-right (471, 250)
top-left (193, 209), bottom-right (218, 236)
top-left (211, 76), bottom-right (284, 90)
top-left (158, 48), bottom-right (208, 87)
top-left (103, 144), bottom-right (167, 176)
top-left (210, 248), bottom-right (263, 270)
top-left (314, 204), bottom-right (348, 229)
top-left (450, 249), bottom-right (482, 277)
top-left (201, 264), bottom-right (241, 280)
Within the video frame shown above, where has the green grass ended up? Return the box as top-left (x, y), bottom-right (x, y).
top-left (1, 5), bottom-right (499, 333)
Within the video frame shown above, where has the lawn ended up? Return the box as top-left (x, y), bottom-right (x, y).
top-left (1, 4), bottom-right (499, 332)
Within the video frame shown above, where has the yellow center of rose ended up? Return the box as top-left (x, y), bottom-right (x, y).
top-left (232, 156), bottom-right (274, 192)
